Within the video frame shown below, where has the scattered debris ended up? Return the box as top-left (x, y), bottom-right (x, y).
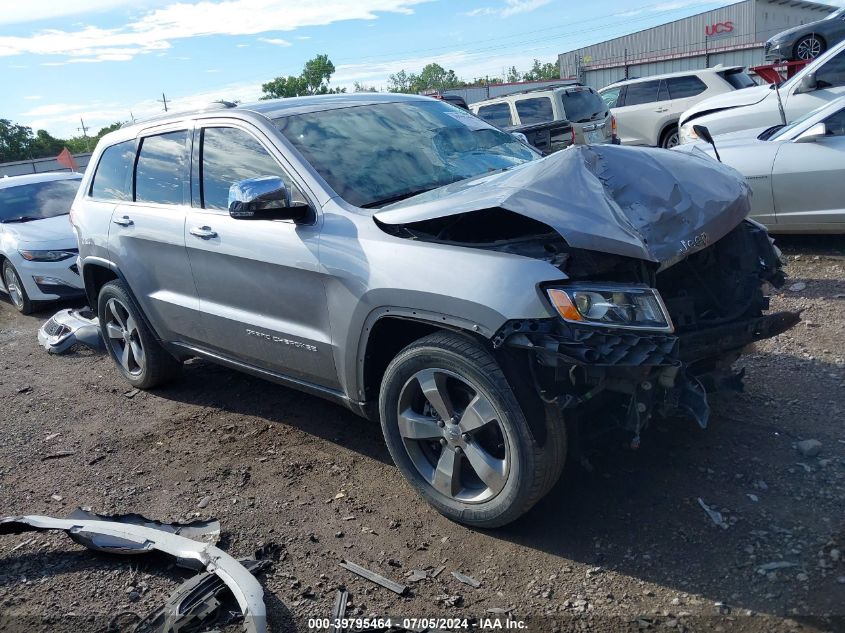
top-left (796, 439), bottom-right (822, 457)
top-left (65, 508), bottom-right (221, 550)
top-left (50, 494), bottom-right (63, 502)
top-left (38, 308), bottom-right (105, 354)
top-left (124, 388), bottom-right (140, 399)
top-left (407, 569), bottom-right (428, 583)
top-left (16, 386), bottom-right (32, 394)
top-left (253, 542), bottom-right (284, 561)
top-left (746, 493), bottom-right (759, 502)
top-left (451, 571), bottom-right (481, 588)
top-left (435, 594), bottom-right (463, 607)
top-left (432, 565), bottom-right (446, 578)
top-left (44, 433), bottom-right (60, 441)
top-left (330, 588), bottom-right (349, 633)
top-left (757, 561), bottom-right (798, 573)
top-left (487, 607), bottom-right (513, 614)
top-left (10, 538), bottom-right (34, 552)
top-left (788, 282), bottom-right (807, 292)
top-left (795, 462), bottom-right (812, 473)
top-left (40, 450), bottom-right (76, 461)
top-left (339, 559), bottom-right (408, 595)
top-left (0, 513), bottom-right (267, 633)
top-left (197, 495), bottom-right (211, 509)
top-left (697, 498), bottom-right (728, 529)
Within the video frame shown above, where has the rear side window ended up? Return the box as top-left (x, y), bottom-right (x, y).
top-left (135, 131), bottom-right (188, 205)
top-left (721, 70), bottom-right (756, 89)
top-left (200, 126), bottom-right (303, 211)
top-left (476, 103), bottom-right (513, 127)
top-left (824, 108), bottom-right (845, 136)
top-left (666, 75), bottom-right (707, 99)
top-left (91, 141), bottom-right (134, 201)
top-left (515, 97), bottom-right (554, 125)
top-left (621, 80), bottom-right (663, 106)
top-left (560, 89), bottom-right (606, 122)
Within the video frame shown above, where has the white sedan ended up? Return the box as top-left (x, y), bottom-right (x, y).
top-left (0, 172), bottom-right (85, 314)
top-left (674, 97), bottom-right (845, 233)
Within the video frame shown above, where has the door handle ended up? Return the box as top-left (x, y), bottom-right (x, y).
top-left (655, 107), bottom-right (669, 113)
top-left (112, 216), bottom-right (133, 227)
top-left (190, 226), bottom-right (218, 239)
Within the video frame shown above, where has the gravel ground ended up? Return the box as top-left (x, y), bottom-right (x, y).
top-left (0, 236), bottom-right (843, 633)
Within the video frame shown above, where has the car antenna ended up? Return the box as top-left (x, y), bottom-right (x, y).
top-left (773, 78), bottom-right (787, 126)
top-left (692, 125), bottom-right (721, 163)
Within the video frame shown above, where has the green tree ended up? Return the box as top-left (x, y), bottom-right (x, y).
top-left (261, 54), bottom-right (345, 99)
top-left (506, 66), bottom-right (522, 83)
top-left (522, 59), bottom-right (559, 81)
top-left (0, 119), bottom-right (35, 162)
top-left (353, 81), bottom-right (378, 93)
top-left (412, 63), bottom-right (463, 93)
top-left (387, 69), bottom-right (413, 93)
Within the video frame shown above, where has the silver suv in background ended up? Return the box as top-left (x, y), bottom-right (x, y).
top-left (71, 94), bottom-right (796, 527)
top-left (471, 85), bottom-right (614, 153)
top-left (599, 67), bottom-right (756, 148)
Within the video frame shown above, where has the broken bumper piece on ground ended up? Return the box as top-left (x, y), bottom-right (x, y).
top-left (0, 514), bottom-right (267, 633)
top-left (37, 308), bottom-right (104, 354)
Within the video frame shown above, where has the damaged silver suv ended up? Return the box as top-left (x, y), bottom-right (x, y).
top-left (72, 94), bottom-right (798, 527)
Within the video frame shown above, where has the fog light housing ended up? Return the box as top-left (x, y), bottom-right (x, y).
top-left (32, 276), bottom-right (69, 286)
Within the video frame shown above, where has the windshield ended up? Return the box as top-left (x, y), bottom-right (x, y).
top-left (560, 89), bottom-right (606, 123)
top-left (275, 100), bottom-right (537, 208)
top-left (0, 178), bottom-right (80, 223)
top-left (768, 102), bottom-right (831, 140)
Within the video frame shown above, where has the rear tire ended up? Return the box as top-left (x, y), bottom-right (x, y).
top-left (378, 332), bottom-right (564, 528)
top-left (97, 280), bottom-right (181, 389)
top-left (2, 260), bottom-right (34, 315)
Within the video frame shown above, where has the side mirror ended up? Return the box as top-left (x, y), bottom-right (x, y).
top-left (228, 176), bottom-right (309, 222)
top-left (794, 72), bottom-right (817, 94)
top-left (692, 124), bottom-right (721, 162)
top-left (794, 121), bottom-right (827, 143)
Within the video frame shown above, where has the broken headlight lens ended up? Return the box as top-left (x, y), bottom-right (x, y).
top-left (546, 285), bottom-right (674, 332)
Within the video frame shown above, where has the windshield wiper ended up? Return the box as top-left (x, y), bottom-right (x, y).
top-left (361, 186), bottom-right (439, 209)
top-left (1, 216), bottom-right (40, 224)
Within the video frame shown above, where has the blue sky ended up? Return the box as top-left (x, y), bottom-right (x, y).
top-left (0, 0), bottom-right (835, 137)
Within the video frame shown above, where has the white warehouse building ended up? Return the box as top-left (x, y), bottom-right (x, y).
top-left (558, 0), bottom-right (836, 90)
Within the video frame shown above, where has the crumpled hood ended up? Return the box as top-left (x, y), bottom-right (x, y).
top-left (3, 214), bottom-right (76, 246)
top-left (375, 144), bottom-right (751, 264)
top-left (680, 85), bottom-right (772, 126)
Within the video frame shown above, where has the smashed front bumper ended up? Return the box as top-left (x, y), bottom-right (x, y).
top-left (494, 309), bottom-right (800, 433)
top-left (37, 308), bottom-right (104, 354)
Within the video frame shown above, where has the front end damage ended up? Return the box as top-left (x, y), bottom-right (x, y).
top-left (493, 220), bottom-right (799, 443)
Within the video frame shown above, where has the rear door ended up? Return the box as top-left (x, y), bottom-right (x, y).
top-left (185, 121), bottom-right (338, 388)
top-left (771, 107), bottom-right (845, 228)
top-left (612, 79), bottom-right (667, 145)
top-left (664, 75), bottom-right (708, 146)
top-left (108, 126), bottom-right (202, 343)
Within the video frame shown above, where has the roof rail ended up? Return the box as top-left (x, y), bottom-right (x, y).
top-left (121, 100), bottom-right (239, 128)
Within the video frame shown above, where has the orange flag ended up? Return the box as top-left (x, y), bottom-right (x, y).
top-left (57, 148), bottom-right (79, 172)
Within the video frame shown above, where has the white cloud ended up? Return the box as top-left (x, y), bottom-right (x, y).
top-left (0, 0), bottom-right (141, 26)
top-left (466, 0), bottom-right (550, 18)
top-left (0, 0), bottom-right (428, 61)
top-left (23, 95), bottom-right (42, 100)
top-left (259, 37), bottom-right (292, 46)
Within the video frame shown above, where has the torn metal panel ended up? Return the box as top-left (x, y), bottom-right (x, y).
top-left (0, 515), bottom-right (266, 633)
top-left (37, 308), bottom-right (104, 354)
top-left (374, 144), bottom-right (751, 264)
top-left (339, 560), bottom-right (408, 595)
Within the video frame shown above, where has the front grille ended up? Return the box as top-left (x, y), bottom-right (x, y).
top-left (43, 318), bottom-right (69, 337)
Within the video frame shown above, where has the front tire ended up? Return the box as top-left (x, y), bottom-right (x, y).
top-left (97, 280), bottom-right (181, 389)
top-left (378, 332), bottom-right (563, 528)
top-left (660, 126), bottom-right (680, 149)
top-left (2, 260), bottom-right (34, 314)
top-left (794, 35), bottom-right (825, 61)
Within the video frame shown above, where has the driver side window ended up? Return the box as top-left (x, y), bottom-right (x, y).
top-left (823, 109), bottom-right (845, 136)
top-left (199, 126), bottom-right (305, 211)
top-left (815, 50), bottom-right (845, 89)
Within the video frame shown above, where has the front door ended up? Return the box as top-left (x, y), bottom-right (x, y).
top-left (772, 107), bottom-right (845, 228)
top-left (184, 122), bottom-right (338, 389)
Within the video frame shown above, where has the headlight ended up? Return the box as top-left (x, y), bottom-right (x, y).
top-left (546, 285), bottom-right (674, 332)
top-left (679, 124), bottom-right (698, 143)
top-left (18, 250), bottom-right (76, 262)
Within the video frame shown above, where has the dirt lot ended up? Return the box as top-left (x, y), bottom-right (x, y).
top-left (1, 236), bottom-right (844, 633)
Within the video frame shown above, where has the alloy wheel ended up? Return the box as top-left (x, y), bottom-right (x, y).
top-left (104, 298), bottom-right (145, 376)
top-left (3, 266), bottom-right (24, 310)
top-left (396, 368), bottom-right (510, 504)
top-left (796, 36), bottom-right (822, 60)
top-left (663, 131), bottom-right (680, 149)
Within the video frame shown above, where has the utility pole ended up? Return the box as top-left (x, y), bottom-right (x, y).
top-left (157, 92), bottom-right (169, 112)
top-left (77, 118), bottom-right (91, 152)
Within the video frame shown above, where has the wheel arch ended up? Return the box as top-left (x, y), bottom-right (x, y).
top-left (659, 120), bottom-right (681, 147)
